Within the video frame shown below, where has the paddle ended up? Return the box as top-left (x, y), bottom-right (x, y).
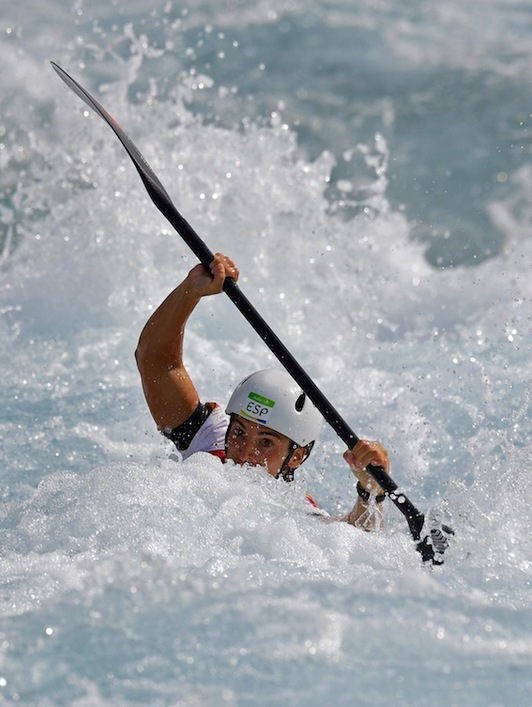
top-left (51, 61), bottom-right (450, 563)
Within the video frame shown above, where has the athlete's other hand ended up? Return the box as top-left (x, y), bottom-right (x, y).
top-left (343, 439), bottom-right (389, 495)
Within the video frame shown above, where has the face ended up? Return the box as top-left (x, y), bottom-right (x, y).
top-left (225, 415), bottom-right (306, 478)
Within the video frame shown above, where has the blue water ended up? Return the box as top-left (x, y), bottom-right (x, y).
top-left (1, 0), bottom-right (532, 704)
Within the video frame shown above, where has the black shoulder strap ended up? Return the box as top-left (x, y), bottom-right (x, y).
top-left (163, 402), bottom-right (211, 450)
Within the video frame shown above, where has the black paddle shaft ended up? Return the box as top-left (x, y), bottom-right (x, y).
top-left (51, 62), bottom-right (428, 546)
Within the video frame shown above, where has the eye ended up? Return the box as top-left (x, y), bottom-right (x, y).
top-left (260, 437), bottom-right (275, 449)
top-left (230, 425), bottom-right (245, 439)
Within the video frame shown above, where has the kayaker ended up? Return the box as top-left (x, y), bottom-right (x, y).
top-left (136, 253), bottom-right (390, 529)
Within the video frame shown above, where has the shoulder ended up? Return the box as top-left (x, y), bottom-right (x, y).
top-left (162, 402), bottom-right (211, 450)
top-left (179, 402), bottom-right (229, 459)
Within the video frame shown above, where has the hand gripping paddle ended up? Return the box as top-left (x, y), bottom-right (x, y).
top-left (51, 62), bottom-right (453, 564)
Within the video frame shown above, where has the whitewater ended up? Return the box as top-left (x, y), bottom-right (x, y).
top-left (1, 0), bottom-right (531, 705)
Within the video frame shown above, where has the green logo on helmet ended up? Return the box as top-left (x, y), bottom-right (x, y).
top-left (248, 391), bottom-right (275, 408)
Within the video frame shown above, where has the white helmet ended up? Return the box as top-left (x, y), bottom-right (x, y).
top-left (226, 369), bottom-right (322, 447)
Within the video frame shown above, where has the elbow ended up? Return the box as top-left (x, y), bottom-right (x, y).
top-left (135, 336), bottom-right (149, 375)
top-left (134, 336), bottom-right (178, 379)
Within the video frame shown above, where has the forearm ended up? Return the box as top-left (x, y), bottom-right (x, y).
top-left (344, 497), bottom-right (385, 531)
top-left (136, 254), bottom-right (236, 371)
top-left (135, 279), bottom-right (200, 372)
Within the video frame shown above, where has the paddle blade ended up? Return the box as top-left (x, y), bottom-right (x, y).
top-left (51, 61), bottom-right (215, 267)
top-left (51, 61), bottom-right (173, 207)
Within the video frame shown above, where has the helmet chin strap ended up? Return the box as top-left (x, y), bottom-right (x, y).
top-left (225, 414), bottom-right (314, 482)
top-left (278, 443), bottom-right (298, 482)
top-left (278, 440), bottom-right (314, 483)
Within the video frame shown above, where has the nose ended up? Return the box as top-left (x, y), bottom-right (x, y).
top-left (231, 438), bottom-right (259, 466)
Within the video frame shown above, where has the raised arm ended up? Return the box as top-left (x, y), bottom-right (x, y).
top-left (135, 253), bottom-right (239, 431)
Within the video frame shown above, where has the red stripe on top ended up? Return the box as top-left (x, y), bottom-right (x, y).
top-left (305, 493), bottom-right (318, 508)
